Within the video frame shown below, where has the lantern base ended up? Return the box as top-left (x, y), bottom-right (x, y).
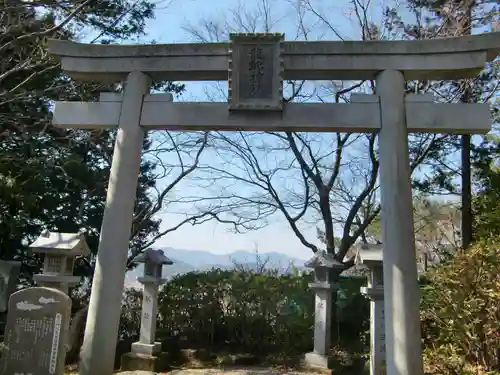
top-left (303, 352), bottom-right (333, 371)
top-left (120, 351), bottom-right (168, 372)
top-left (131, 341), bottom-right (161, 356)
top-left (33, 275), bottom-right (80, 295)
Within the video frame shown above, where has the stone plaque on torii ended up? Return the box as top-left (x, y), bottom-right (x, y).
top-left (47, 32), bottom-right (500, 375)
top-left (228, 33), bottom-right (284, 111)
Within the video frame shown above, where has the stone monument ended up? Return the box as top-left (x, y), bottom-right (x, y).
top-left (47, 31), bottom-right (500, 375)
top-left (356, 244), bottom-right (385, 375)
top-left (121, 249), bottom-right (172, 372)
top-left (0, 287), bottom-right (71, 375)
top-left (303, 251), bottom-right (344, 370)
top-left (0, 260), bottom-right (21, 313)
top-left (29, 230), bottom-right (90, 295)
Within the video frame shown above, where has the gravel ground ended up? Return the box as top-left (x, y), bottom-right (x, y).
top-left (116, 367), bottom-right (326, 375)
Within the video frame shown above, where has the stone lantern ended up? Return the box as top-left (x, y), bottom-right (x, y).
top-left (303, 250), bottom-right (344, 370)
top-left (29, 230), bottom-right (90, 295)
top-left (121, 248), bottom-right (173, 372)
top-left (356, 243), bottom-right (385, 375)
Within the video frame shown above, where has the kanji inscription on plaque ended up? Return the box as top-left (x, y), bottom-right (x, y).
top-left (228, 33), bottom-right (284, 111)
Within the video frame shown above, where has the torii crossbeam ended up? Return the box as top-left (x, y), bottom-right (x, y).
top-left (54, 92), bottom-right (491, 133)
top-left (48, 32), bottom-right (500, 375)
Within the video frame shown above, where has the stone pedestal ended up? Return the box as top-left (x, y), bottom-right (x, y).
top-left (361, 286), bottom-right (385, 375)
top-left (304, 283), bottom-right (337, 370)
top-left (134, 281), bottom-right (161, 354)
top-left (120, 278), bottom-right (165, 371)
top-left (120, 249), bottom-right (172, 372)
top-left (131, 341), bottom-right (161, 355)
top-left (356, 245), bottom-right (386, 375)
top-left (303, 251), bottom-right (344, 371)
top-left (120, 352), bottom-right (169, 372)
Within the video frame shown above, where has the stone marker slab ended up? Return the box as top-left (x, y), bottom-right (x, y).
top-left (0, 287), bottom-right (71, 375)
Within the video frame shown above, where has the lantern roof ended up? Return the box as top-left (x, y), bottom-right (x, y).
top-left (30, 230), bottom-right (90, 257)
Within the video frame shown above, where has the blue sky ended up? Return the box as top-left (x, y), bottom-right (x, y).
top-left (88, 0), bottom-right (466, 261)
top-left (73, 0), bottom-right (496, 261)
top-left (137, 0), bottom-right (383, 260)
top-left (77, 0), bottom-right (390, 260)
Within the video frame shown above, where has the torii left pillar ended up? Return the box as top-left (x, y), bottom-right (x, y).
top-left (79, 71), bottom-right (152, 375)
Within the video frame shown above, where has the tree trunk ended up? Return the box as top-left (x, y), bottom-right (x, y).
top-left (329, 277), bottom-right (340, 348)
top-left (66, 305), bottom-right (88, 364)
top-left (461, 134), bottom-right (473, 249)
top-left (460, 0), bottom-right (473, 250)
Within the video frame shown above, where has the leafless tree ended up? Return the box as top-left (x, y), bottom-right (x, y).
top-left (181, 0), bottom-right (455, 276)
top-left (0, 0), bottom-right (176, 135)
top-left (126, 130), bottom-right (256, 265)
top-left (1, 0), bottom-right (227, 264)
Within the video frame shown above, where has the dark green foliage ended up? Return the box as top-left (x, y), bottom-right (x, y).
top-left (383, 0), bottom-right (499, 197)
top-left (421, 237), bottom-right (500, 374)
top-left (160, 269), bottom-right (314, 354)
top-left (119, 269), bottom-right (369, 356)
top-left (0, 0), bottom-right (185, 282)
top-left (472, 65), bottom-right (500, 239)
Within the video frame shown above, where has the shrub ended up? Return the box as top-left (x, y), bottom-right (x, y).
top-left (119, 288), bottom-right (142, 340)
top-left (421, 237), bottom-right (500, 374)
top-left (156, 268), bottom-right (314, 354)
top-left (117, 268), bottom-right (369, 358)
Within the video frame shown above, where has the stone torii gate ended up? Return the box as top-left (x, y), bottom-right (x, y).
top-left (48, 32), bottom-right (500, 375)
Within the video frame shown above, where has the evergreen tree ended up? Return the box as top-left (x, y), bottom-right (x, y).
top-left (0, 1), bottom-right (185, 281)
top-left (384, 0), bottom-right (499, 247)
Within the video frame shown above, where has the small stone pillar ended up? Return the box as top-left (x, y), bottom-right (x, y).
top-left (29, 230), bottom-right (90, 295)
top-left (303, 251), bottom-right (344, 370)
top-left (356, 244), bottom-right (386, 375)
top-left (121, 249), bottom-right (173, 372)
top-left (0, 260), bottom-right (21, 340)
top-left (0, 260), bottom-right (21, 313)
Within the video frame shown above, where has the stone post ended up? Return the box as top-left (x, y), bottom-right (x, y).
top-left (377, 69), bottom-right (423, 375)
top-left (121, 249), bottom-right (173, 372)
top-left (80, 71), bottom-right (154, 375)
top-left (356, 245), bottom-right (386, 375)
top-left (0, 260), bottom-right (21, 341)
top-left (134, 281), bottom-right (161, 352)
top-left (303, 251), bottom-right (344, 370)
top-left (0, 260), bottom-right (21, 313)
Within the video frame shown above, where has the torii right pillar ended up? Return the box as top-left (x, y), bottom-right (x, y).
top-left (377, 69), bottom-right (422, 375)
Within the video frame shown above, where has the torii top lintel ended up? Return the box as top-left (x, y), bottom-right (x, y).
top-left (48, 32), bottom-right (500, 83)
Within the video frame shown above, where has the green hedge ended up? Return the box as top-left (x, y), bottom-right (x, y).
top-left (119, 268), bottom-right (369, 355)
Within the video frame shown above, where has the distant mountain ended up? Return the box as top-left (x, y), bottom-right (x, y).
top-left (124, 248), bottom-right (306, 287)
top-left (162, 248), bottom-right (306, 268)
